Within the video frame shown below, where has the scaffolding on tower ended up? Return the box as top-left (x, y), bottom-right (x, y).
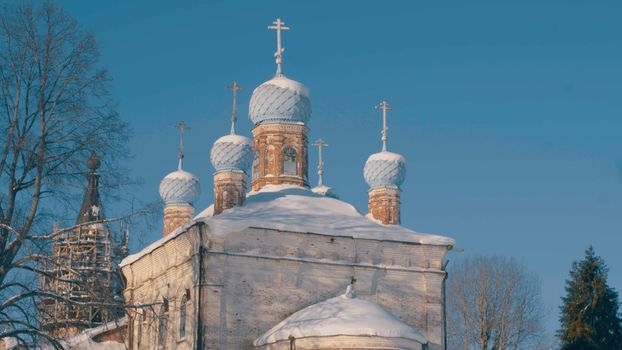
top-left (38, 154), bottom-right (128, 337)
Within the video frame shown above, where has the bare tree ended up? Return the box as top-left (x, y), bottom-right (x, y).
top-left (446, 255), bottom-right (547, 350)
top-left (0, 2), bottom-right (133, 347)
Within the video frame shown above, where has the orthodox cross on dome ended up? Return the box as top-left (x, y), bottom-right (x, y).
top-left (375, 100), bottom-right (392, 152)
top-left (268, 18), bottom-right (289, 76)
top-left (226, 81), bottom-right (242, 135)
top-left (174, 121), bottom-right (190, 170)
top-left (312, 139), bottom-right (329, 186)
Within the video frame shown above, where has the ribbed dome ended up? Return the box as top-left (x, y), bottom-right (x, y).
top-left (210, 134), bottom-right (252, 174)
top-left (249, 75), bottom-right (311, 125)
top-left (159, 169), bottom-right (201, 205)
top-left (364, 151), bottom-right (406, 189)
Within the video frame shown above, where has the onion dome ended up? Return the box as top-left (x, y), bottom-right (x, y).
top-left (159, 169), bottom-right (201, 205)
top-left (254, 284), bottom-right (427, 348)
top-left (364, 100), bottom-right (406, 189)
top-left (160, 121), bottom-right (201, 206)
top-left (249, 75), bottom-right (311, 125)
top-left (250, 18), bottom-right (311, 126)
top-left (364, 151), bottom-right (406, 189)
top-left (210, 134), bottom-right (252, 174)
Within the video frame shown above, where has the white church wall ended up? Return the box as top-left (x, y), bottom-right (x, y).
top-left (122, 226), bottom-right (201, 350)
top-left (202, 225), bottom-right (448, 350)
top-left (121, 223), bottom-right (449, 350)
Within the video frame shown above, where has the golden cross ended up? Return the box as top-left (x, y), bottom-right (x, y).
top-left (375, 101), bottom-right (392, 151)
top-left (226, 81), bottom-right (242, 135)
top-left (174, 121), bottom-right (190, 169)
top-left (268, 18), bottom-right (290, 76)
top-left (312, 139), bottom-right (329, 186)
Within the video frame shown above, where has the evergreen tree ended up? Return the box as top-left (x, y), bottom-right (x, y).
top-left (558, 246), bottom-right (622, 350)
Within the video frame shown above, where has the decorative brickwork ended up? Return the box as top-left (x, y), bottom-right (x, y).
top-left (213, 170), bottom-right (247, 215)
top-left (251, 123), bottom-right (309, 191)
top-left (368, 187), bottom-right (401, 225)
top-left (163, 203), bottom-right (194, 236)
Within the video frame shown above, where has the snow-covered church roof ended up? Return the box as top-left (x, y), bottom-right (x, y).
top-left (1, 318), bottom-right (127, 350)
top-left (121, 185), bottom-right (453, 267)
top-left (195, 185), bottom-right (453, 245)
top-left (254, 285), bottom-right (427, 347)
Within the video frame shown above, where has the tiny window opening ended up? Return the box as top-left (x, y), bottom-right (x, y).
top-left (282, 147), bottom-right (298, 175)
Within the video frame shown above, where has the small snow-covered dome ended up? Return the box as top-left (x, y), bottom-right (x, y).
top-left (210, 134), bottom-right (252, 173)
top-left (364, 151), bottom-right (406, 189)
top-left (249, 75), bottom-right (311, 125)
top-left (159, 169), bottom-right (201, 205)
top-left (254, 285), bottom-right (427, 349)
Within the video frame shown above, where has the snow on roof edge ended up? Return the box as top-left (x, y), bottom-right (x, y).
top-left (120, 220), bottom-right (199, 267)
top-left (122, 185), bottom-right (455, 267)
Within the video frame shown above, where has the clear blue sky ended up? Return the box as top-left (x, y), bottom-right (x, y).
top-left (55, 0), bottom-right (621, 335)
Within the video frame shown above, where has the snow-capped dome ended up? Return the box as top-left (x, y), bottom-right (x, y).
top-left (210, 134), bottom-right (252, 174)
top-left (159, 169), bottom-right (200, 205)
top-left (364, 151), bottom-right (406, 189)
top-left (249, 75), bottom-right (311, 125)
top-left (254, 285), bottom-right (427, 347)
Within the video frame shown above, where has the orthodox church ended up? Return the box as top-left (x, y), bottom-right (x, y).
top-left (118, 18), bottom-right (455, 350)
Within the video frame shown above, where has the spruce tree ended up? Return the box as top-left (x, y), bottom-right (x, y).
top-left (558, 246), bottom-right (622, 350)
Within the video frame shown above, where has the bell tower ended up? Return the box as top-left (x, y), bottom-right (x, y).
top-left (248, 18), bottom-right (311, 191)
top-left (39, 153), bottom-right (127, 337)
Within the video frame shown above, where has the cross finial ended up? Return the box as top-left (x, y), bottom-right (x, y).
top-left (226, 81), bottom-right (242, 135)
top-left (375, 100), bottom-right (392, 151)
top-left (268, 18), bottom-right (290, 76)
top-left (312, 139), bottom-right (329, 186)
top-left (174, 121), bottom-right (191, 170)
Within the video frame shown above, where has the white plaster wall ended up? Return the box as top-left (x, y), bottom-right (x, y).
top-left (122, 223), bottom-right (450, 350)
top-left (202, 225), bottom-right (449, 350)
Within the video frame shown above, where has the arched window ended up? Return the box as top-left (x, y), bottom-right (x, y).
top-left (231, 190), bottom-right (239, 206)
top-left (179, 291), bottom-right (190, 339)
top-left (252, 150), bottom-right (259, 180)
top-left (282, 147), bottom-right (297, 175)
top-left (157, 298), bottom-right (169, 349)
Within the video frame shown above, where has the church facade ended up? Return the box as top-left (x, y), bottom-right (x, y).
top-left (120, 18), bottom-right (454, 350)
